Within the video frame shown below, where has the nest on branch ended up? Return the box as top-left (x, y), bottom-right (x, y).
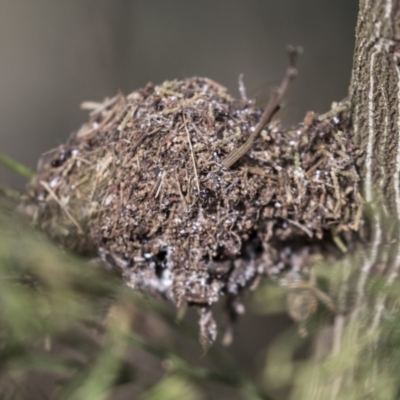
top-left (22, 76), bottom-right (361, 345)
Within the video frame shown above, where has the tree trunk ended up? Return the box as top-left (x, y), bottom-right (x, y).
top-left (350, 0), bottom-right (400, 210)
top-left (348, 1), bottom-right (400, 321)
top-left (296, 3), bottom-right (400, 398)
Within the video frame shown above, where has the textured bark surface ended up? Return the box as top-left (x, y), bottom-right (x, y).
top-left (307, 3), bottom-right (400, 398)
top-left (347, 1), bottom-right (400, 324)
top-left (349, 1), bottom-right (400, 302)
top-left (350, 0), bottom-right (400, 210)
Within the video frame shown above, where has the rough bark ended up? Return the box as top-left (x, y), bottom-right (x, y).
top-left (348, 1), bottom-right (400, 310)
top-left (350, 0), bottom-right (400, 210)
top-left (305, 3), bottom-right (400, 398)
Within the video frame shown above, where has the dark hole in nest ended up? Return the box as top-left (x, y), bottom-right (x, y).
top-left (216, 129), bottom-right (224, 140)
top-left (154, 98), bottom-right (164, 111)
top-left (161, 203), bottom-right (172, 219)
top-left (214, 109), bottom-right (229, 122)
top-left (240, 232), bottom-right (263, 260)
top-left (212, 243), bottom-right (231, 262)
top-left (234, 200), bottom-right (246, 212)
top-left (129, 228), bottom-right (148, 243)
top-left (172, 111), bottom-right (182, 126)
top-left (51, 149), bottom-right (72, 168)
top-left (199, 187), bottom-right (218, 212)
top-left (206, 260), bottom-right (234, 284)
top-left (153, 249), bottom-right (168, 278)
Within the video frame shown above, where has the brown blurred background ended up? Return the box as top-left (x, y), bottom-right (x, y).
top-left (0, 0), bottom-right (357, 190)
top-left (0, 2), bottom-right (358, 396)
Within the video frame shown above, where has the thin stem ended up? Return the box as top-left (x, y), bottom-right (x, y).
top-left (0, 152), bottom-right (35, 179)
top-left (221, 45), bottom-right (301, 168)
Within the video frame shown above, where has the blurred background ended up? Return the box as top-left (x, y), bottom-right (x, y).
top-left (0, 0), bottom-right (357, 190)
top-left (0, 2), bottom-right (358, 398)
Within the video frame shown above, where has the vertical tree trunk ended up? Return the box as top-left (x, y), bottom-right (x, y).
top-left (350, 0), bottom-right (400, 211)
top-left (349, 0), bottom-right (400, 328)
top-left (299, 4), bottom-right (400, 398)
top-left (349, 1), bottom-right (400, 306)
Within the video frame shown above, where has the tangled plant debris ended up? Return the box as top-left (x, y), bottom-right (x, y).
top-left (22, 53), bottom-right (362, 346)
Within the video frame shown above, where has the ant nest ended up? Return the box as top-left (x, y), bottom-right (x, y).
top-left (23, 77), bottom-right (361, 345)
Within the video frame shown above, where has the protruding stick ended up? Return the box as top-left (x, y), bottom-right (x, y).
top-left (222, 46), bottom-right (302, 169)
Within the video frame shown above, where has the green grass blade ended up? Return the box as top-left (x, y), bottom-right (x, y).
top-left (0, 151), bottom-right (35, 179)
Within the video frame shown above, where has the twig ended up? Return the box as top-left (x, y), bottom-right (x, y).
top-left (176, 177), bottom-right (188, 211)
top-left (183, 116), bottom-right (200, 193)
top-left (286, 218), bottom-right (313, 237)
top-left (238, 73), bottom-right (248, 100)
top-left (82, 94), bottom-right (119, 116)
top-left (305, 157), bottom-right (327, 178)
top-left (331, 168), bottom-right (341, 214)
top-left (0, 151), bottom-right (35, 179)
top-left (222, 46), bottom-right (302, 168)
top-left (332, 231), bottom-right (348, 253)
top-left (317, 101), bottom-right (349, 122)
top-left (155, 170), bottom-right (165, 198)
